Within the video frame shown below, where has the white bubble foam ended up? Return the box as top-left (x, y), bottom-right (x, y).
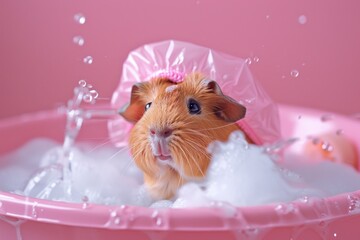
top-left (1, 132), bottom-right (360, 209)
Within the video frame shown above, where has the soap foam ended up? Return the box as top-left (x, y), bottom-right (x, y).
top-left (1, 132), bottom-right (360, 208)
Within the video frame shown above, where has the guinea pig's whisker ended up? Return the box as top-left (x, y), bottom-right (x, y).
top-left (119, 157), bottom-right (135, 173)
top-left (186, 139), bottom-right (208, 155)
top-left (130, 144), bottom-right (157, 173)
top-left (105, 146), bottom-right (131, 162)
top-left (185, 142), bottom-right (208, 171)
top-left (128, 146), bottom-right (143, 162)
top-left (174, 140), bottom-right (195, 177)
top-left (181, 141), bottom-right (206, 178)
top-left (181, 129), bottom-right (211, 139)
top-left (198, 121), bottom-right (238, 132)
top-left (86, 138), bottom-right (116, 153)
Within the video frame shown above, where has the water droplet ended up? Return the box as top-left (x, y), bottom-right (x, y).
top-left (264, 138), bottom-right (298, 155)
top-left (298, 15), bottom-right (307, 24)
top-left (336, 129), bottom-right (344, 135)
top-left (32, 202), bottom-right (38, 218)
top-left (89, 89), bottom-right (98, 99)
top-left (266, 15), bottom-right (270, 20)
top-left (321, 114), bottom-right (333, 122)
top-left (78, 80), bottom-right (87, 87)
top-left (83, 93), bottom-right (93, 103)
top-left (321, 142), bottom-right (334, 152)
top-left (275, 203), bottom-right (295, 214)
top-left (245, 58), bottom-right (252, 65)
top-left (310, 137), bottom-right (321, 145)
top-left (196, 0), bottom-right (200, 5)
top-left (290, 69), bottom-right (300, 78)
top-left (333, 233), bottom-right (337, 237)
top-left (299, 196), bottom-right (309, 203)
top-left (87, 84), bottom-right (93, 89)
top-left (114, 217), bottom-right (121, 224)
top-left (156, 217), bottom-right (162, 226)
top-left (348, 194), bottom-right (360, 212)
top-left (281, 75), bottom-right (286, 79)
top-left (74, 13), bottom-right (86, 24)
top-left (83, 56), bottom-right (93, 64)
top-left (245, 98), bottom-right (255, 104)
top-left (222, 74), bottom-right (229, 80)
top-left (253, 56), bottom-right (260, 63)
top-left (82, 196), bottom-right (90, 209)
top-left (151, 210), bottom-right (159, 218)
top-left (244, 228), bottom-right (259, 236)
top-left (110, 211), bottom-right (117, 218)
top-left (73, 36), bottom-right (85, 46)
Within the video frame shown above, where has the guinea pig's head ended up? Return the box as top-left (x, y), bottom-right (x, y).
top-left (120, 72), bottom-right (246, 182)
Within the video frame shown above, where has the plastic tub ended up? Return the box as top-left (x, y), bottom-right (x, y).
top-left (0, 104), bottom-right (360, 240)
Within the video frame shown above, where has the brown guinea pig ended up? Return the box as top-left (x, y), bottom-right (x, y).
top-left (120, 72), bottom-right (247, 200)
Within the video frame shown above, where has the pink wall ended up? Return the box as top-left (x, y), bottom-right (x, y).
top-left (1, 0), bottom-right (359, 119)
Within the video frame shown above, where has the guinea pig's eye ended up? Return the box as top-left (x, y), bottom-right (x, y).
top-left (188, 99), bottom-right (201, 115)
top-left (145, 102), bottom-right (152, 111)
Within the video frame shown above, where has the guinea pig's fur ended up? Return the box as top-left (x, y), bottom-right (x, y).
top-left (120, 72), bottom-right (247, 199)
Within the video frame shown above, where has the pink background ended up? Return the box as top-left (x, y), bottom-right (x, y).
top-left (0, 0), bottom-right (359, 119)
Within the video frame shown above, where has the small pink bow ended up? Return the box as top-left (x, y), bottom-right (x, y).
top-left (151, 69), bottom-right (185, 83)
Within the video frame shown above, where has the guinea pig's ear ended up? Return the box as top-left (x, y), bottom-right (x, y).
top-left (204, 80), bottom-right (246, 122)
top-left (119, 83), bottom-right (145, 123)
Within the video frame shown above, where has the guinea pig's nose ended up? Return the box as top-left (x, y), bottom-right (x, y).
top-left (150, 128), bottom-right (173, 138)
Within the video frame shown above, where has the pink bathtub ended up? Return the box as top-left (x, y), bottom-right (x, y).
top-left (0, 104), bottom-right (360, 240)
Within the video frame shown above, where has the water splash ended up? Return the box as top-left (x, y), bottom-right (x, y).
top-left (89, 89), bottom-right (99, 99)
top-left (23, 82), bottom-right (118, 202)
top-left (82, 93), bottom-right (93, 103)
top-left (78, 80), bottom-right (87, 87)
top-left (263, 138), bottom-right (299, 156)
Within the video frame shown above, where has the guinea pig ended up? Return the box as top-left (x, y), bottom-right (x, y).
top-left (120, 72), bottom-right (247, 200)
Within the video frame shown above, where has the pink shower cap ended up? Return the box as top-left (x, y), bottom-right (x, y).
top-left (109, 40), bottom-right (281, 146)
